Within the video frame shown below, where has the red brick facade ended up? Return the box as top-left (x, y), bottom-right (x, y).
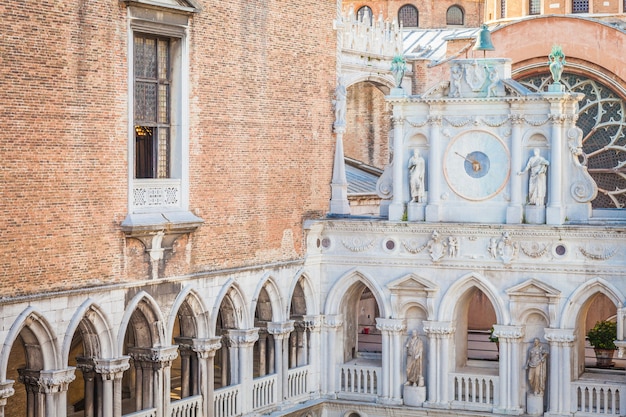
top-left (0, 0), bottom-right (337, 296)
top-left (343, 0), bottom-right (484, 28)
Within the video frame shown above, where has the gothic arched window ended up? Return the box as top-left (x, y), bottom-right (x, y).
top-left (356, 6), bottom-right (373, 24)
top-left (398, 4), bottom-right (419, 27)
top-left (446, 5), bottom-right (464, 25)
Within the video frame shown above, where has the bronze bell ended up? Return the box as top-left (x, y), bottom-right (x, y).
top-left (473, 24), bottom-right (495, 51)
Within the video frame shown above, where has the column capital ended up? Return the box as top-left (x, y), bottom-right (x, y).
top-left (544, 328), bottom-right (576, 346)
top-left (301, 314), bottom-right (323, 331)
top-left (128, 345), bottom-right (179, 369)
top-left (549, 114), bottom-right (567, 125)
top-left (267, 321), bottom-right (295, 336)
top-left (375, 318), bottom-right (406, 334)
top-left (174, 336), bottom-right (222, 358)
top-left (492, 324), bottom-right (525, 341)
top-left (94, 357), bottom-right (131, 380)
top-left (36, 368), bottom-right (76, 393)
top-left (227, 328), bottom-right (259, 347)
top-left (0, 380), bottom-right (15, 399)
top-left (423, 320), bottom-right (455, 337)
top-left (323, 314), bottom-right (344, 329)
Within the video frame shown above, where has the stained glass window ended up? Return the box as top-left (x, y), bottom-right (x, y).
top-left (134, 34), bottom-right (170, 179)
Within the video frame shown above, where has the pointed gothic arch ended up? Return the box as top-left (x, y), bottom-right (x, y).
top-left (251, 274), bottom-right (284, 323)
top-left (287, 272), bottom-right (318, 317)
top-left (63, 299), bottom-right (115, 365)
top-left (560, 278), bottom-right (623, 329)
top-left (168, 285), bottom-right (211, 340)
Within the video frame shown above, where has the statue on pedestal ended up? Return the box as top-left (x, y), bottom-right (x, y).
top-left (405, 330), bottom-right (424, 386)
top-left (409, 150), bottom-right (425, 203)
top-left (518, 148), bottom-right (549, 206)
top-left (526, 338), bottom-right (548, 396)
top-left (333, 76), bottom-right (347, 129)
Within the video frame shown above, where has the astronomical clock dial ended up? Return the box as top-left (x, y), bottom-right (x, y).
top-left (443, 131), bottom-right (511, 201)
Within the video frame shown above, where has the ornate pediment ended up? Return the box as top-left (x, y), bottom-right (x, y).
top-left (507, 278), bottom-right (560, 299)
top-left (388, 274), bottom-right (438, 296)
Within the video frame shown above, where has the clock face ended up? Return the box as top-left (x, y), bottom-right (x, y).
top-left (443, 131), bottom-right (510, 201)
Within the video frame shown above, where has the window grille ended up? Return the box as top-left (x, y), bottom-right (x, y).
top-left (356, 6), bottom-right (373, 25)
top-left (500, 0), bottom-right (506, 18)
top-left (398, 5), bottom-right (418, 27)
top-left (134, 34), bottom-right (171, 179)
top-left (446, 5), bottom-right (464, 25)
top-left (529, 0), bottom-right (541, 14)
top-left (518, 73), bottom-right (626, 209)
top-left (572, 0), bottom-right (589, 12)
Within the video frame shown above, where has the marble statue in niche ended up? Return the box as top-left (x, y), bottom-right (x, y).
top-left (519, 148), bottom-right (549, 206)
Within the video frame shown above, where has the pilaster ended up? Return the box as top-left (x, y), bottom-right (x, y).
top-left (423, 320), bottom-right (455, 408)
top-left (375, 318), bottom-right (406, 405)
top-left (322, 314), bottom-right (343, 397)
top-left (389, 112), bottom-right (406, 221)
top-left (492, 325), bottom-right (525, 415)
top-left (544, 328), bottom-right (575, 417)
top-left (425, 114), bottom-right (443, 222)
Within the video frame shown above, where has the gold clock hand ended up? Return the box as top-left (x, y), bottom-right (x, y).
top-left (455, 152), bottom-right (481, 171)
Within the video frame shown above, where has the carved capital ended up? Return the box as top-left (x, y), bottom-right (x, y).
top-left (174, 337), bottom-right (222, 359)
top-left (324, 314), bottom-right (344, 329)
top-left (544, 328), bottom-right (576, 345)
top-left (423, 321), bottom-right (455, 336)
top-left (0, 381), bottom-right (15, 400)
top-left (129, 346), bottom-right (179, 369)
top-left (94, 357), bottom-right (131, 380)
top-left (375, 318), bottom-right (406, 334)
top-left (227, 328), bottom-right (259, 347)
top-left (267, 321), bottom-right (295, 336)
top-left (492, 325), bottom-right (524, 341)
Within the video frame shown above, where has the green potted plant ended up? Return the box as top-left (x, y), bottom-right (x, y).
top-left (587, 320), bottom-right (617, 368)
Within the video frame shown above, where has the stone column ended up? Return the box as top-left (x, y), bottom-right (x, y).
top-left (257, 330), bottom-right (268, 377)
top-left (544, 329), bottom-right (575, 417)
top-left (128, 346), bottom-right (178, 417)
top-left (423, 321), bottom-right (455, 407)
top-left (76, 357), bottom-right (96, 417)
top-left (507, 113), bottom-right (524, 223)
top-left (389, 111), bottom-right (405, 221)
top-left (268, 321), bottom-right (295, 402)
top-left (546, 111), bottom-right (565, 225)
top-left (0, 380), bottom-right (15, 417)
top-left (492, 325), bottom-right (525, 414)
top-left (376, 318), bottom-right (406, 405)
top-left (94, 357), bottom-right (130, 417)
top-left (228, 329), bottom-right (259, 415)
top-left (302, 315), bottom-right (322, 398)
top-left (176, 337), bottom-right (221, 417)
top-left (322, 315), bottom-right (343, 397)
top-left (18, 368), bottom-right (76, 417)
top-left (425, 115), bottom-right (443, 222)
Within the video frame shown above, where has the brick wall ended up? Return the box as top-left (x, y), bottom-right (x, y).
top-left (343, 0), bottom-right (483, 28)
top-left (0, 0), bottom-right (336, 296)
top-left (344, 82), bottom-right (391, 169)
